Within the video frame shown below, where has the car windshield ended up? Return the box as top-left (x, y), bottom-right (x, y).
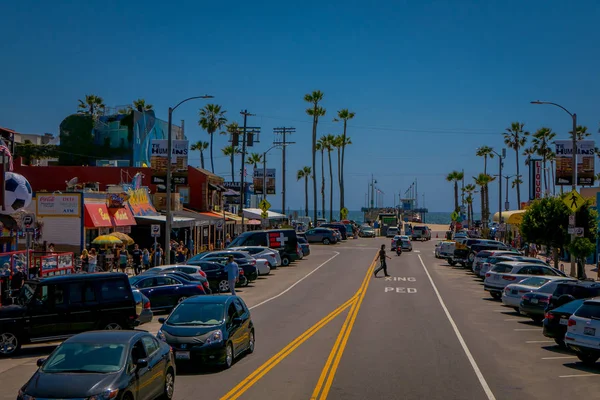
top-left (41, 342), bottom-right (126, 373)
top-left (166, 302), bottom-right (225, 326)
top-left (518, 277), bottom-right (551, 287)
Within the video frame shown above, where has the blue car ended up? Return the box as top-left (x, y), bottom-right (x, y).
top-left (129, 273), bottom-right (206, 311)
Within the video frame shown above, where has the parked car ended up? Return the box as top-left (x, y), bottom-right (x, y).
top-left (187, 259), bottom-right (247, 292)
top-left (304, 227), bottom-right (338, 244)
top-left (565, 298), bottom-right (600, 365)
top-left (227, 246), bottom-right (281, 267)
top-left (502, 276), bottom-right (573, 312)
top-left (472, 250), bottom-right (520, 275)
top-left (190, 251), bottom-right (259, 282)
top-left (320, 223), bottom-right (348, 240)
top-left (128, 273), bottom-right (206, 311)
top-left (18, 330), bottom-right (175, 400)
top-left (438, 241), bottom-right (455, 260)
top-left (359, 226), bottom-right (376, 238)
top-left (133, 289), bottom-right (153, 326)
top-left (0, 272), bottom-right (137, 357)
top-left (157, 295), bottom-right (254, 369)
top-left (483, 262), bottom-right (565, 299)
top-left (144, 265), bottom-right (211, 293)
top-left (298, 237), bottom-right (311, 256)
top-left (479, 254), bottom-right (548, 278)
top-left (227, 229), bottom-right (300, 266)
top-left (386, 226), bottom-right (399, 238)
top-left (543, 298), bottom-right (586, 347)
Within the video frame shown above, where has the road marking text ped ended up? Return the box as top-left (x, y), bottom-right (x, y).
top-left (384, 277), bottom-right (417, 293)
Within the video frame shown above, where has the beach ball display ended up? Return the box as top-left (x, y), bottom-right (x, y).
top-left (0, 172), bottom-right (33, 215)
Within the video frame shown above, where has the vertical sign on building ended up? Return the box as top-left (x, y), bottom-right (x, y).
top-left (529, 159), bottom-right (541, 201)
top-left (534, 160), bottom-right (542, 199)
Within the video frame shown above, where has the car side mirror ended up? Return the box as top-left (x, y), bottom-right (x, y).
top-left (136, 358), bottom-right (149, 368)
top-left (36, 358), bottom-right (46, 367)
top-left (158, 317), bottom-right (166, 324)
top-left (232, 317), bottom-right (243, 325)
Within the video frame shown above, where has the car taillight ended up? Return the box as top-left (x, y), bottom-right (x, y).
top-left (250, 260), bottom-right (256, 265)
top-left (568, 318), bottom-right (576, 327)
top-left (144, 301), bottom-right (151, 309)
top-left (203, 281), bottom-right (209, 288)
top-left (239, 269), bottom-right (244, 275)
top-left (199, 271), bottom-right (207, 277)
top-left (485, 273), bottom-right (491, 278)
top-left (545, 312), bottom-right (554, 320)
top-left (504, 287), bottom-right (511, 293)
top-left (502, 276), bottom-right (517, 281)
top-left (539, 295), bottom-right (551, 303)
top-left (196, 285), bottom-right (205, 292)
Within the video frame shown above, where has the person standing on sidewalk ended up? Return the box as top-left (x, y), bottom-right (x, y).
top-left (224, 255), bottom-right (239, 295)
top-left (131, 244), bottom-right (142, 275)
top-left (374, 244), bottom-right (391, 277)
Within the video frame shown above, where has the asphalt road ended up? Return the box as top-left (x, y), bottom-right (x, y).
top-left (2, 234), bottom-right (600, 400)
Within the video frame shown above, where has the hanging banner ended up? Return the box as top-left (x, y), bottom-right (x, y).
top-left (150, 139), bottom-right (189, 172)
top-left (252, 169), bottom-right (276, 195)
top-left (555, 140), bottom-right (595, 186)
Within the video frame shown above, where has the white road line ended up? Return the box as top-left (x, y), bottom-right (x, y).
top-left (514, 328), bottom-right (541, 331)
top-left (559, 374), bottom-right (599, 378)
top-left (526, 340), bottom-right (555, 343)
top-left (542, 356), bottom-right (577, 360)
top-left (418, 255), bottom-right (496, 400)
top-left (249, 251), bottom-right (340, 310)
top-left (413, 250), bottom-right (421, 253)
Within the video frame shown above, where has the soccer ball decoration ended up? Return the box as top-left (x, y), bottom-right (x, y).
top-left (0, 172), bottom-right (33, 215)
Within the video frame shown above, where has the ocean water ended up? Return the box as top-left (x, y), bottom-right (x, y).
top-left (287, 210), bottom-right (483, 225)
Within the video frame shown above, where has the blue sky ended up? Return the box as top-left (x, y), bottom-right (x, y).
top-left (2, 0), bottom-right (599, 213)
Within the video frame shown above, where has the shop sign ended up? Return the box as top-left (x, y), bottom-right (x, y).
top-left (97, 207), bottom-right (111, 222)
top-left (107, 192), bottom-right (129, 208)
top-left (37, 194), bottom-right (81, 216)
top-left (152, 175), bottom-right (188, 185)
top-left (126, 188), bottom-right (159, 217)
top-left (150, 140), bottom-right (189, 172)
top-left (534, 160), bottom-right (542, 199)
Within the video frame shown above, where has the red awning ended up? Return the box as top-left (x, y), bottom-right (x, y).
top-left (84, 204), bottom-right (113, 228)
top-left (109, 207), bottom-right (137, 227)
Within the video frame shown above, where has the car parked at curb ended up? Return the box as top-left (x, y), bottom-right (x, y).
top-left (543, 298), bottom-right (586, 347)
top-left (129, 274), bottom-right (206, 311)
top-left (565, 298), bottom-right (600, 365)
top-left (484, 262), bottom-right (565, 299)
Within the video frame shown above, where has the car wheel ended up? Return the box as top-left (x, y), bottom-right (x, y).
top-left (219, 280), bottom-right (230, 293)
top-left (577, 353), bottom-right (599, 366)
top-left (159, 368), bottom-right (175, 400)
top-left (281, 256), bottom-right (290, 266)
top-left (223, 342), bottom-right (234, 369)
top-left (104, 322), bottom-right (123, 330)
top-left (513, 308), bottom-right (520, 314)
top-left (248, 330), bottom-right (255, 354)
top-left (448, 260), bottom-right (456, 266)
top-left (0, 332), bottom-right (21, 357)
top-left (555, 338), bottom-right (566, 348)
top-left (323, 238), bottom-right (330, 245)
top-left (490, 292), bottom-right (501, 300)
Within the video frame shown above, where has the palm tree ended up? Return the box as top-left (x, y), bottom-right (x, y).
top-left (546, 152), bottom-right (556, 195)
top-left (531, 127), bottom-right (556, 196)
top-left (297, 166), bottom-right (312, 217)
top-left (476, 146), bottom-right (495, 175)
top-left (77, 94), bottom-right (105, 120)
top-left (474, 173), bottom-right (495, 227)
top-left (504, 122), bottom-right (529, 207)
top-left (190, 141), bottom-right (209, 169)
top-left (222, 145), bottom-right (241, 182)
top-left (246, 152), bottom-right (263, 169)
top-left (463, 184), bottom-right (476, 227)
top-left (133, 98), bottom-right (153, 112)
top-left (198, 104), bottom-right (227, 173)
top-left (324, 134), bottom-right (336, 222)
top-left (304, 91), bottom-right (326, 225)
top-left (333, 109), bottom-right (355, 212)
top-left (446, 170), bottom-right (464, 212)
top-left (316, 137), bottom-right (327, 219)
top-left (572, 125), bottom-right (590, 141)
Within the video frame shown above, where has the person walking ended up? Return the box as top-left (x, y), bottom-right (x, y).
top-left (374, 244), bottom-right (391, 277)
top-left (142, 248), bottom-right (150, 271)
top-left (131, 244), bottom-right (142, 275)
top-left (88, 249), bottom-right (97, 273)
top-left (224, 255), bottom-right (239, 295)
top-left (79, 249), bottom-right (89, 273)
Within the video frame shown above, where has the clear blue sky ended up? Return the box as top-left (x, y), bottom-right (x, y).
top-left (2, 0), bottom-right (599, 213)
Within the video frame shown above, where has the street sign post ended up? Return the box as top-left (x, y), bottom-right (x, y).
top-left (150, 224), bottom-right (160, 267)
top-left (564, 189), bottom-right (584, 212)
top-left (567, 227), bottom-right (584, 237)
top-left (569, 215), bottom-right (575, 226)
top-left (259, 199), bottom-right (271, 212)
top-left (22, 213), bottom-right (36, 274)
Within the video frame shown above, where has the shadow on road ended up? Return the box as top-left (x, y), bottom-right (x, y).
top-left (541, 345), bottom-right (573, 356)
top-left (562, 361), bottom-right (600, 374)
top-left (175, 352), bottom-right (252, 376)
top-left (10, 344), bottom-right (58, 360)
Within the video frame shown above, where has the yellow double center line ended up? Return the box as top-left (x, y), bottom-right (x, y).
top-left (220, 253), bottom-right (378, 400)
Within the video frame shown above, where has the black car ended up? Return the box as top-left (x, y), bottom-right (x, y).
top-left (144, 269), bottom-right (212, 294)
top-left (543, 298), bottom-right (586, 347)
top-left (190, 251), bottom-right (259, 282)
top-left (186, 259), bottom-right (248, 292)
top-left (129, 274), bottom-right (206, 311)
top-left (157, 295), bottom-right (254, 369)
top-left (18, 330), bottom-right (175, 400)
top-left (0, 273), bottom-right (137, 357)
top-left (520, 280), bottom-right (597, 322)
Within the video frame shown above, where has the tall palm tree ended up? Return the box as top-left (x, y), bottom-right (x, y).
top-left (222, 145), bottom-right (241, 182)
top-left (476, 146), bottom-right (495, 175)
top-left (504, 122), bottom-right (529, 207)
top-left (531, 127), bottom-right (556, 196)
top-left (77, 94), bottom-right (105, 120)
top-left (546, 152), bottom-right (556, 195)
top-left (333, 109), bottom-right (355, 212)
top-left (246, 152), bottom-right (263, 169)
top-left (304, 91), bottom-right (326, 225)
top-left (446, 170), bottom-right (464, 212)
top-left (133, 98), bottom-right (153, 112)
top-left (324, 134), bottom-right (336, 222)
top-left (573, 125), bottom-right (590, 141)
top-left (316, 137), bottom-right (327, 219)
top-left (463, 184), bottom-right (476, 227)
top-left (474, 173), bottom-right (494, 227)
top-left (198, 104), bottom-right (227, 173)
top-left (297, 166), bottom-right (312, 217)
top-left (190, 141), bottom-right (209, 169)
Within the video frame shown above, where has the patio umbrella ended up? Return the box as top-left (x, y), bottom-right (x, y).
top-left (110, 231), bottom-right (135, 246)
top-left (92, 235), bottom-right (123, 246)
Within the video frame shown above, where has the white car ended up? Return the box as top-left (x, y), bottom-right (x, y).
top-left (386, 227), bottom-right (399, 238)
top-left (502, 276), bottom-right (573, 311)
top-left (255, 258), bottom-right (271, 275)
top-left (484, 261), bottom-right (566, 299)
top-left (565, 298), bottom-right (600, 365)
top-left (438, 241), bottom-right (455, 259)
top-left (480, 255), bottom-right (548, 278)
top-left (228, 246), bottom-right (281, 268)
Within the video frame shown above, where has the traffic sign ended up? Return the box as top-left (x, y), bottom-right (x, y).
top-left (569, 215), bottom-right (575, 226)
top-left (568, 227), bottom-right (584, 237)
top-left (22, 213), bottom-right (36, 233)
top-left (261, 211), bottom-right (269, 219)
top-left (259, 199), bottom-right (271, 212)
top-left (151, 224), bottom-right (161, 237)
top-left (564, 189), bottom-right (585, 212)
top-left (340, 207), bottom-right (349, 219)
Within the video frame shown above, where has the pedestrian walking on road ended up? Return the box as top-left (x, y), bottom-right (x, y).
top-left (224, 255), bottom-right (239, 295)
top-left (374, 244), bottom-right (391, 277)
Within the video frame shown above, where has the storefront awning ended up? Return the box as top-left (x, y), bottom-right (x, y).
top-left (243, 208), bottom-right (288, 220)
top-left (84, 204), bottom-right (113, 228)
top-left (109, 207), bottom-right (137, 227)
top-left (134, 215), bottom-right (197, 228)
top-left (492, 210), bottom-right (526, 225)
top-left (223, 211), bottom-right (242, 222)
top-left (209, 183), bottom-right (226, 191)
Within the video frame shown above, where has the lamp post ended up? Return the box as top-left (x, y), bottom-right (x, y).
top-left (503, 174), bottom-right (517, 211)
top-left (531, 100), bottom-right (578, 277)
top-left (261, 145), bottom-right (283, 201)
top-left (165, 95), bottom-right (213, 254)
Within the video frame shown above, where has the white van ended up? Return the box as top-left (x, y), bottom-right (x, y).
top-left (386, 226), bottom-right (399, 237)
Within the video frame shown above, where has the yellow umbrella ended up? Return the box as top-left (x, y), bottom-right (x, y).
top-left (110, 232), bottom-right (135, 246)
top-left (92, 235), bottom-right (123, 246)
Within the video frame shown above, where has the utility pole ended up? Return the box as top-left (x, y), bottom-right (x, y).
top-left (370, 175), bottom-right (376, 209)
top-left (238, 110), bottom-right (260, 232)
top-left (273, 127), bottom-right (295, 214)
top-left (461, 169), bottom-right (465, 208)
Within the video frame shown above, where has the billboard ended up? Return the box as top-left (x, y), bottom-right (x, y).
top-left (150, 139), bottom-right (189, 172)
top-left (555, 140), bottom-right (595, 186)
top-left (253, 169), bottom-right (276, 195)
top-left (529, 159), bottom-right (542, 200)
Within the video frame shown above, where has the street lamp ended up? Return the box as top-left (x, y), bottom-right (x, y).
top-left (490, 148), bottom-right (506, 227)
top-left (165, 95), bottom-right (213, 254)
top-left (531, 100), bottom-right (578, 277)
top-left (261, 144), bottom-right (283, 201)
top-left (502, 174), bottom-right (517, 211)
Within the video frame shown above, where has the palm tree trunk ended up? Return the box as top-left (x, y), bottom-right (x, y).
top-left (484, 156), bottom-right (487, 175)
top-left (480, 188), bottom-right (485, 227)
top-left (340, 120), bottom-right (347, 211)
top-left (337, 148), bottom-right (341, 218)
top-left (542, 153), bottom-right (547, 196)
top-left (328, 150), bottom-right (333, 222)
top-left (321, 150), bottom-right (325, 219)
top-left (551, 161), bottom-right (555, 195)
top-left (515, 150), bottom-right (521, 206)
top-left (454, 181), bottom-right (459, 212)
top-left (312, 117), bottom-right (318, 225)
top-left (304, 176), bottom-right (309, 217)
top-left (209, 134), bottom-right (215, 173)
top-left (200, 151), bottom-right (205, 169)
top-left (231, 153), bottom-right (235, 182)
top-left (485, 184), bottom-right (491, 224)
